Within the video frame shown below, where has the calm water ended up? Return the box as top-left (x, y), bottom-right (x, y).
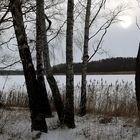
top-left (0, 74), bottom-right (135, 92)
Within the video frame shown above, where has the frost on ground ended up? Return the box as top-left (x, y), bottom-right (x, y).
top-left (0, 108), bottom-right (140, 140)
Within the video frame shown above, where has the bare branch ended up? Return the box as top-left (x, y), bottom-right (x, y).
top-left (136, 17), bottom-right (140, 30)
top-left (0, 5), bottom-right (10, 25)
top-left (89, 20), bottom-right (109, 40)
top-left (47, 2), bottom-right (85, 44)
top-left (44, 0), bottom-right (65, 10)
top-left (89, 0), bottom-right (106, 27)
top-left (0, 36), bottom-right (15, 47)
top-left (88, 8), bottom-right (121, 62)
top-left (0, 60), bottom-right (21, 70)
top-left (45, 14), bottom-right (52, 31)
top-left (0, 24), bottom-right (13, 32)
top-left (88, 29), bottom-right (107, 62)
top-left (47, 19), bottom-right (66, 44)
top-left (77, 0), bottom-right (86, 9)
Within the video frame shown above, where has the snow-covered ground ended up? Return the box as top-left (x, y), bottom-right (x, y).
top-left (0, 108), bottom-right (140, 140)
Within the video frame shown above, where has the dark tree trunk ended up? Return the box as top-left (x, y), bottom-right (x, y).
top-left (64, 0), bottom-right (75, 128)
top-left (36, 0), bottom-right (64, 121)
top-left (80, 0), bottom-right (91, 116)
top-left (10, 0), bottom-right (47, 132)
top-left (46, 76), bottom-right (64, 121)
top-left (43, 44), bottom-right (64, 122)
top-left (36, 0), bottom-right (52, 117)
top-left (135, 43), bottom-right (140, 121)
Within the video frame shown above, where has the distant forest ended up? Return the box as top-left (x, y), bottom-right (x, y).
top-left (0, 57), bottom-right (136, 75)
top-left (53, 57), bottom-right (136, 74)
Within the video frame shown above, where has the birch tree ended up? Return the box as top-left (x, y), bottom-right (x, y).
top-left (43, 24), bottom-right (64, 123)
top-left (79, 0), bottom-right (126, 116)
top-left (36, 0), bottom-right (52, 117)
top-left (79, 0), bottom-right (91, 116)
top-left (10, 0), bottom-right (48, 132)
top-left (36, 0), bottom-right (64, 122)
top-left (64, 0), bottom-right (75, 128)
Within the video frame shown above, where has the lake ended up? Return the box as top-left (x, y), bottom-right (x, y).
top-left (0, 74), bottom-right (135, 93)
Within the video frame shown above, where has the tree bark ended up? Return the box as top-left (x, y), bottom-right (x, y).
top-left (43, 39), bottom-right (64, 122)
top-left (135, 43), bottom-right (140, 121)
top-left (64, 0), bottom-right (75, 128)
top-left (10, 0), bottom-right (47, 132)
top-left (80, 0), bottom-right (91, 116)
top-left (36, 0), bottom-right (64, 122)
top-left (36, 0), bottom-right (52, 117)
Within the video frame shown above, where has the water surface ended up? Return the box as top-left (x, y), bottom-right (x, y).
top-left (0, 74), bottom-right (134, 92)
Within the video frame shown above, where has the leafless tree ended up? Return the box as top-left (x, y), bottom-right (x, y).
top-left (35, 0), bottom-right (64, 122)
top-left (9, 0), bottom-right (48, 133)
top-left (36, 0), bottom-right (52, 117)
top-left (79, 0), bottom-right (91, 116)
top-left (63, 0), bottom-right (75, 128)
top-left (79, 0), bottom-right (128, 116)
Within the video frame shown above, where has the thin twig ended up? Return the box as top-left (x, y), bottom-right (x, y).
top-left (45, 14), bottom-right (52, 31)
top-left (0, 6), bottom-right (10, 25)
top-left (0, 60), bottom-right (21, 70)
top-left (89, 0), bottom-right (106, 28)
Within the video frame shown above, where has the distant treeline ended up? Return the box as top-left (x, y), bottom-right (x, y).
top-left (53, 57), bottom-right (136, 74)
top-left (0, 57), bottom-right (136, 75)
top-left (0, 70), bottom-right (23, 75)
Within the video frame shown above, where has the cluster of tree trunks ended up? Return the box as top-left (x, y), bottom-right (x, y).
top-left (9, 0), bottom-right (75, 132)
top-left (37, 0), bottom-right (64, 122)
top-left (10, 0), bottom-right (48, 132)
top-left (8, 0), bottom-right (140, 134)
top-left (36, 0), bottom-right (52, 117)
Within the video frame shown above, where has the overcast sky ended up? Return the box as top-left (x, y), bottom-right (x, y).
top-left (1, 0), bottom-right (140, 67)
top-left (71, 0), bottom-right (140, 63)
top-left (51, 0), bottom-right (140, 65)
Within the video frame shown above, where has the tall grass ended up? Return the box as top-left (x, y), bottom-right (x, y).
top-left (84, 79), bottom-right (136, 117)
top-left (0, 79), bottom-right (137, 117)
top-left (0, 85), bottom-right (28, 108)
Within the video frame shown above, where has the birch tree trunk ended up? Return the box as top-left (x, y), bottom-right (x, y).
top-left (36, 0), bottom-right (64, 122)
top-left (80, 0), bottom-right (91, 116)
top-left (10, 0), bottom-right (48, 132)
top-left (36, 0), bottom-right (52, 117)
top-left (64, 0), bottom-right (75, 128)
top-left (43, 37), bottom-right (64, 122)
top-left (135, 43), bottom-right (140, 121)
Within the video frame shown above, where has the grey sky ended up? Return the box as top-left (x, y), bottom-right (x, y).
top-left (102, 0), bottom-right (140, 58)
top-left (71, 0), bottom-right (140, 63)
top-left (1, 0), bottom-right (140, 67)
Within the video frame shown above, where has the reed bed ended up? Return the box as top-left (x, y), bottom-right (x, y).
top-left (0, 79), bottom-right (137, 117)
